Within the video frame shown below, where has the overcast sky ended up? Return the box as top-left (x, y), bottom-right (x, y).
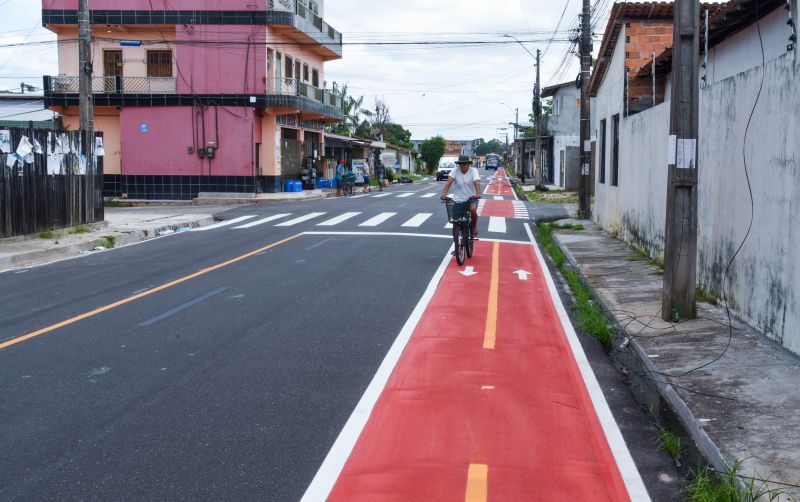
top-left (0, 0), bottom-right (613, 142)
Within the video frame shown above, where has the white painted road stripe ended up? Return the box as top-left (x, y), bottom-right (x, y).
top-left (275, 212), bottom-right (326, 227)
top-left (401, 213), bottom-right (433, 228)
top-left (317, 212), bottom-right (362, 226)
top-left (421, 193), bottom-right (437, 198)
top-left (195, 215), bottom-right (256, 231)
top-left (396, 193), bottom-right (414, 198)
top-left (233, 214), bottom-right (291, 229)
top-left (444, 222), bottom-right (453, 229)
top-left (524, 223), bottom-right (651, 500)
top-left (300, 247), bottom-right (453, 502)
top-left (488, 216), bottom-right (507, 233)
top-left (359, 212), bottom-right (396, 227)
top-left (494, 196), bottom-right (503, 200)
top-left (372, 193), bottom-right (391, 198)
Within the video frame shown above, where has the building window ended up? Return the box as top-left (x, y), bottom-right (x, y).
top-left (312, 68), bottom-right (319, 87)
top-left (147, 50), bottom-right (172, 77)
top-left (611, 114), bottom-right (620, 186)
top-left (285, 56), bottom-right (293, 79)
top-left (303, 63), bottom-right (309, 82)
top-left (599, 119), bottom-right (606, 184)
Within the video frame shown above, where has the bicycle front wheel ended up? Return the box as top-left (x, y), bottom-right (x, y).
top-left (455, 224), bottom-right (466, 265)
top-left (465, 225), bottom-right (474, 258)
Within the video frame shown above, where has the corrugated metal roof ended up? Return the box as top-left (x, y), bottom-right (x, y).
top-left (542, 81), bottom-right (577, 98)
top-left (0, 97), bottom-right (57, 123)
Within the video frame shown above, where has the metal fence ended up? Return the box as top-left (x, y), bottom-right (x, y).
top-left (0, 126), bottom-right (103, 239)
top-left (47, 76), bottom-right (178, 95)
top-left (266, 77), bottom-right (341, 108)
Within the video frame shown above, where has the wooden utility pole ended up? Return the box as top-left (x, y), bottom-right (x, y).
top-left (534, 49), bottom-right (541, 184)
top-left (78, 0), bottom-right (94, 175)
top-left (578, 0), bottom-right (592, 219)
top-left (662, 0), bottom-right (700, 321)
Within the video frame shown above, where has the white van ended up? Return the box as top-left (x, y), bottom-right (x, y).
top-left (436, 156), bottom-right (459, 181)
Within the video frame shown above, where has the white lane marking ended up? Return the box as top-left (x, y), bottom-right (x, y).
top-left (523, 223), bottom-right (651, 501)
top-left (494, 196), bottom-right (503, 200)
top-left (401, 213), bottom-right (433, 228)
top-left (348, 194), bottom-right (369, 199)
top-left (194, 215), bottom-right (257, 231)
top-left (488, 217), bottom-right (507, 233)
top-left (304, 231), bottom-right (527, 245)
top-left (421, 193), bottom-right (437, 198)
top-left (233, 214), bottom-right (291, 229)
top-left (445, 222), bottom-right (453, 229)
top-left (372, 193), bottom-right (391, 198)
top-left (396, 193), bottom-right (414, 198)
top-left (317, 212), bottom-right (362, 227)
top-left (275, 212), bottom-right (326, 227)
top-left (300, 248), bottom-right (454, 502)
top-left (359, 212), bottom-right (396, 227)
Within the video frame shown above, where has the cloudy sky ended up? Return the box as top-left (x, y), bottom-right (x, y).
top-left (0, 0), bottom-right (613, 142)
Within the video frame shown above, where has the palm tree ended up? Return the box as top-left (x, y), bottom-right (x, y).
top-left (330, 83), bottom-right (371, 136)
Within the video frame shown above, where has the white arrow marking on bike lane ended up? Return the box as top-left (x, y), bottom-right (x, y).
top-left (459, 266), bottom-right (478, 277)
top-left (514, 270), bottom-right (532, 281)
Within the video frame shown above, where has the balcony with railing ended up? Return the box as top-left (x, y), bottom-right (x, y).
top-left (44, 75), bottom-right (343, 120)
top-left (267, 0), bottom-right (342, 59)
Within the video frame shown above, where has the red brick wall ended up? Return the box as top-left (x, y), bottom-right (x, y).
top-left (625, 22), bottom-right (672, 112)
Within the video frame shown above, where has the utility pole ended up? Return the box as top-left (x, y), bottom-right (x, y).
top-left (578, 0), bottom-right (592, 219)
top-left (78, 0), bottom-right (94, 176)
top-left (662, 0), bottom-right (700, 321)
top-left (534, 49), bottom-right (541, 185)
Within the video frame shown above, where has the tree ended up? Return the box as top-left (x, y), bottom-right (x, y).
top-left (419, 136), bottom-right (446, 174)
top-left (474, 138), bottom-right (506, 156)
top-left (328, 83), bottom-right (372, 136)
top-left (383, 123), bottom-right (413, 149)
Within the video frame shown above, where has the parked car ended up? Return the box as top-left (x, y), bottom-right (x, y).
top-left (436, 156), bottom-right (458, 181)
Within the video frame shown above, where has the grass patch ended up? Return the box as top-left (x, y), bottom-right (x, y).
top-left (527, 189), bottom-right (579, 204)
top-left (95, 235), bottom-right (116, 249)
top-left (68, 225), bottom-right (91, 234)
top-left (537, 222), bottom-right (615, 346)
top-left (104, 198), bottom-right (135, 208)
top-left (39, 230), bottom-right (61, 239)
top-left (657, 428), bottom-right (683, 458)
top-left (687, 460), bottom-right (786, 501)
top-left (696, 286), bottom-right (718, 306)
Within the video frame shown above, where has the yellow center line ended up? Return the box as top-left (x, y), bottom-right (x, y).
top-left (0, 233), bottom-right (305, 352)
top-left (465, 463), bottom-right (488, 502)
top-left (483, 241), bottom-right (500, 350)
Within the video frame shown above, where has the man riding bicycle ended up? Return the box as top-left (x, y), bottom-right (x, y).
top-left (440, 155), bottom-right (481, 237)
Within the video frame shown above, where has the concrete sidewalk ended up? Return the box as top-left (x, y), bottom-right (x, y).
top-left (0, 205), bottom-right (237, 271)
top-left (552, 222), bottom-right (800, 498)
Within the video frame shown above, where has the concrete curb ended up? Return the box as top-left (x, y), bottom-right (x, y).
top-left (0, 216), bottom-right (215, 271)
top-left (548, 226), bottom-right (729, 476)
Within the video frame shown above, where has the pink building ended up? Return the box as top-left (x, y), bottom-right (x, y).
top-left (42, 0), bottom-right (343, 199)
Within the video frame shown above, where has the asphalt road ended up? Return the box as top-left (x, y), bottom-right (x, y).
top-left (0, 171), bottom-right (683, 500)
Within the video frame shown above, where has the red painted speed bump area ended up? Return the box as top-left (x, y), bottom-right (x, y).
top-left (328, 241), bottom-right (632, 501)
top-left (478, 200), bottom-right (515, 218)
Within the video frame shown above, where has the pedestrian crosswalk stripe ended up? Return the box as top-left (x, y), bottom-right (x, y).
top-left (445, 222), bottom-right (453, 229)
top-left (402, 213), bottom-right (433, 228)
top-left (275, 212), bottom-right (326, 226)
top-left (372, 193), bottom-right (391, 198)
top-left (317, 212), bottom-right (362, 226)
top-left (233, 214), bottom-right (291, 229)
top-left (493, 196), bottom-right (503, 200)
top-left (488, 217), bottom-right (507, 233)
top-left (421, 193), bottom-right (437, 198)
top-left (196, 215), bottom-right (257, 231)
top-left (360, 212), bottom-right (396, 227)
top-left (396, 193), bottom-right (414, 198)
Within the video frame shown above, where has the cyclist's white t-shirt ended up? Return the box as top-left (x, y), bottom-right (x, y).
top-left (449, 167), bottom-right (480, 202)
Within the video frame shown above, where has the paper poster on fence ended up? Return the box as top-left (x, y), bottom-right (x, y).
top-left (95, 136), bottom-right (105, 156)
top-left (47, 154), bottom-right (63, 175)
top-left (0, 130), bottom-right (11, 153)
top-left (78, 154), bottom-right (87, 175)
top-left (33, 138), bottom-right (43, 155)
top-left (16, 136), bottom-right (33, 157)
top-left (6, 152), bottom-right (18, 168)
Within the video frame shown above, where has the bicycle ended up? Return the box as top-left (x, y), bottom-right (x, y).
top-left (342, 173), bottom-right (356, 196)
top-left (443, 196), bottom-right (476, 265)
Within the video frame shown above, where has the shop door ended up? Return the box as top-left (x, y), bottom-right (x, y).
top-left (281, 138), bottom-right (302, 178)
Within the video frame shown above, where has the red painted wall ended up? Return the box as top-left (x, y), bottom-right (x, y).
top-left (43, 0), bottom-right (264, 10)
top-left (120, 106), bottom-right (261, 176)
top-left (176, 25), bottom-right (267, 95)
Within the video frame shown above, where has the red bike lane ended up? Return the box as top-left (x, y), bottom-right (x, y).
top-left (325, 239), bottom-right (645, 501)
top-left (484, 168), bottom-right (515, 197)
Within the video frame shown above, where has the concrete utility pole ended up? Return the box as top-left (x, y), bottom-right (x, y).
top-left (578, 0), bottom-right (592, 219)
top-left (534, 49), bottom-right (541, 185)
top-left (662, 0), bottom-right (700, 321)
top-left (78, 0), bottom-right (94, 174)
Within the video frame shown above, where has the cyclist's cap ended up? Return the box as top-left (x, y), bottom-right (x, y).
top-left (456, 155), bottom-right (471, 164)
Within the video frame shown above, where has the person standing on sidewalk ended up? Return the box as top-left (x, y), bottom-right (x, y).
top-left (335, 159), bottom-right (345, 197)
top-left (439, 155), bottom-right (481, 237)
top-left (374, 150), bottom-right (386, 191)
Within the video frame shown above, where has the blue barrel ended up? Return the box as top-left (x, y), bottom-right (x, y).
top-left (283, 180), bottom-right (291, 192)
top-left (294, 181), bottom-right (302, 192)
